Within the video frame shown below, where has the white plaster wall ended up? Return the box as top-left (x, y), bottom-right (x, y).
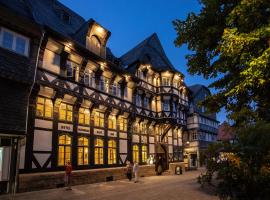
top-left (149, 144), bottom-right (155, 154)
top-left (132, 135), bottom-right (140, 143)
top-left (33, 130), bottom-right (52, 151)
top-left (42, 49), bottom-right (60, 74)
top-left (119, 139), bottom-right (127, 153)
top-left (35, 119), bottom-right (53, 129)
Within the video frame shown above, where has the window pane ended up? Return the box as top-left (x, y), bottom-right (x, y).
top-left (36, 104), bottom-right (44, 117)
top-left (78, 147), bottom-right (83, 165)
top-left (58, 146), bottom-right (65, 166)
top-left (3, 31), bottom-right (13, 49)
top-left (65, 146), bottom-right (71, 164)
top-left (15, 37), bottom-right (26, 55)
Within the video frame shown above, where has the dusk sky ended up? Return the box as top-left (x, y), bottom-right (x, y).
top-left (60, 0), bottom-right (226, 123)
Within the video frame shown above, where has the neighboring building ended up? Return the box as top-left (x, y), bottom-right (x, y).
top-left (0, 0), bottom-right (219, 193)
top-left (0, 0), bottom-right (41, 193)
top-left (184, 84), bottom-right (219, 168)
top-left (217, 121), bottom-right (236, 143)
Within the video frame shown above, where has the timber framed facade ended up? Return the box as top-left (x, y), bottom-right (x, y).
top-left (0, 0), bottom-right (195, 184)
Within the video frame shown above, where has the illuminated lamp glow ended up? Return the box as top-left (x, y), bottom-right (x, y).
top-left (96, 26), bottom-right (105, 34)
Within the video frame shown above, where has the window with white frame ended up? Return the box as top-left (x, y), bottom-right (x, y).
top-left (162, 100), bottom-right (170, 111)
top-left (0, 27), bottom-right (30, 56)
top-left (66, 60), bottom-right (79, 79)
top-left (84, 69), bottom-right (94, 87)
top-left (136, 94), bottom-right (142, 107)
top-left (162, 77), bottom-right (170, 86)
top-left (144, 97), bottom-right (150, 109)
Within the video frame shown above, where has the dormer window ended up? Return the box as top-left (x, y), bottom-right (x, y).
top-left (90, 35), bottom-right (101, 56)
top-left (62, 11), bottom-right (71, 24)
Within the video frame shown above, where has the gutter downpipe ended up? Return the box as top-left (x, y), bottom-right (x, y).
top-left (13, 29), bottom-right (46, 194)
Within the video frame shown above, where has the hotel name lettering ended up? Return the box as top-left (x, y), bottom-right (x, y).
top-left (58, 123), bottom-right (73, 132)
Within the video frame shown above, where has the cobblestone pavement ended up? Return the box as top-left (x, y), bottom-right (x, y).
top-left (2, 169), bottom-right (218, 200)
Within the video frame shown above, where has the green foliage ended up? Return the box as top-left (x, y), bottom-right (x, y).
top-left (200, 122), bottom-right (270, 200)
top-left (173, 0), bottom-right (270, 124)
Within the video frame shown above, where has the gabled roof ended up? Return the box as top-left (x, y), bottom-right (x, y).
top-left (120, 33), bottom-right (178, 73)
top-left (188, 84), bottom-right (210, 97)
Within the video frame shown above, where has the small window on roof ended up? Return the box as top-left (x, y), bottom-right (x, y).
top-left (62, 11), bottom-right (71, 24)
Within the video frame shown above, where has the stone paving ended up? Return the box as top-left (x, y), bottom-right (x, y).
top-left (2, 169), bottom-right (218, 200)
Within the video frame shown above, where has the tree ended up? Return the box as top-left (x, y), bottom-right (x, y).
top-left (199, 123), bottom-right (270, 200)
top-left (173, 0), bottom-right (270, 125)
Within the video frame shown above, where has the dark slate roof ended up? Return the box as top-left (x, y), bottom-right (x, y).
top-left (27, 0), bottom-right (85, 38)
top-left (188, 84), bottom-right (210, 97)
top-left (120, 33), bottom-right (178, 72)
top-left (0, 0), bottom-right (34, 19)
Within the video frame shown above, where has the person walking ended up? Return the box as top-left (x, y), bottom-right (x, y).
top-left (126, 161), bottom-right (133, 181)
top-left (65, 161), bottom-right (72, 190)
top-left (133, 161), bottom-right (139, 183)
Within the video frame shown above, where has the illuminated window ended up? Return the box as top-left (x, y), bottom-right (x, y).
top-left (59, 103), bottom-right (73, 122)
top-left (94, 138), bottom-right (104, 165)
top-left (90, 35), bottom-right (101, 56)
top-left (58, 134), bottom-right (71, 166)
top-left (94, 111), bottom-right (104, 127)
top-left (162, 77), bottom-right (170, 86)
top-left (78, 108), bottom-right (90, 125)
top-left (78, 137), bottom-right (89, 165)
top-left (133, 145), bottom-right (139, 163)
top-left (108, 115), bottom-right (116, 129)
top-left (36, 97), bottom-right (53, 118)
top-left (119, 117), bottom-right (127, 132)
top-left (142, 145), bottom-right (148, 163)
top-left (108, 140), bottom-right (117, 165)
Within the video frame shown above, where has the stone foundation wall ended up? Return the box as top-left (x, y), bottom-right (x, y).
top-left (19, 162), bottom-right (184, 192)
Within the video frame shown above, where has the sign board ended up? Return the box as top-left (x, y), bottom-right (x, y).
top-left (77, 126), bottom-right (90, 134)
top-left (94, 129), bottom-right (104, 136)
top-left (108, 131), bottom-right (117, 138)
top-left (58, 123), bottom-right (73, 132)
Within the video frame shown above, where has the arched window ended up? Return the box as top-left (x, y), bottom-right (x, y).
top-left (58, 134), bottom-right (72, 166)
top-left (94, 138), bottom-right (104, 165)
top-left (78, 107), bottom-right (90, 125)
top-left (59, 103), bottom-right (73, 122)
top-left (108, 115), bottom-right (116, 129)
top-left (108, 140), bottom-right (117, 164)
top-left (142, 145), bottom-right (148, 163)
top-left (90, 35), bottom-right (101, 55)
top-left (78, 137), bottom-right (89, 165)
top-left (133, 145), bottom-right (139, 163)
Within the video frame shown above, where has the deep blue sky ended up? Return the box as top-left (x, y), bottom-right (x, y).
top-left (60, 0), bottom-right (226, 123)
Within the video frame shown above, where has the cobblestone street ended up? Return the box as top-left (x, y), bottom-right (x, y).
top-left (2, 169), bottom-right (218, 200)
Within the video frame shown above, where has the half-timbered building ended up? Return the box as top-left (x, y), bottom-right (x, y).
top-left (0, 0), bottom-right (218, 193)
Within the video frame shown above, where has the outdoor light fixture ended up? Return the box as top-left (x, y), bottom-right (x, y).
top-left (96, 26), bottom-right (104, 34)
